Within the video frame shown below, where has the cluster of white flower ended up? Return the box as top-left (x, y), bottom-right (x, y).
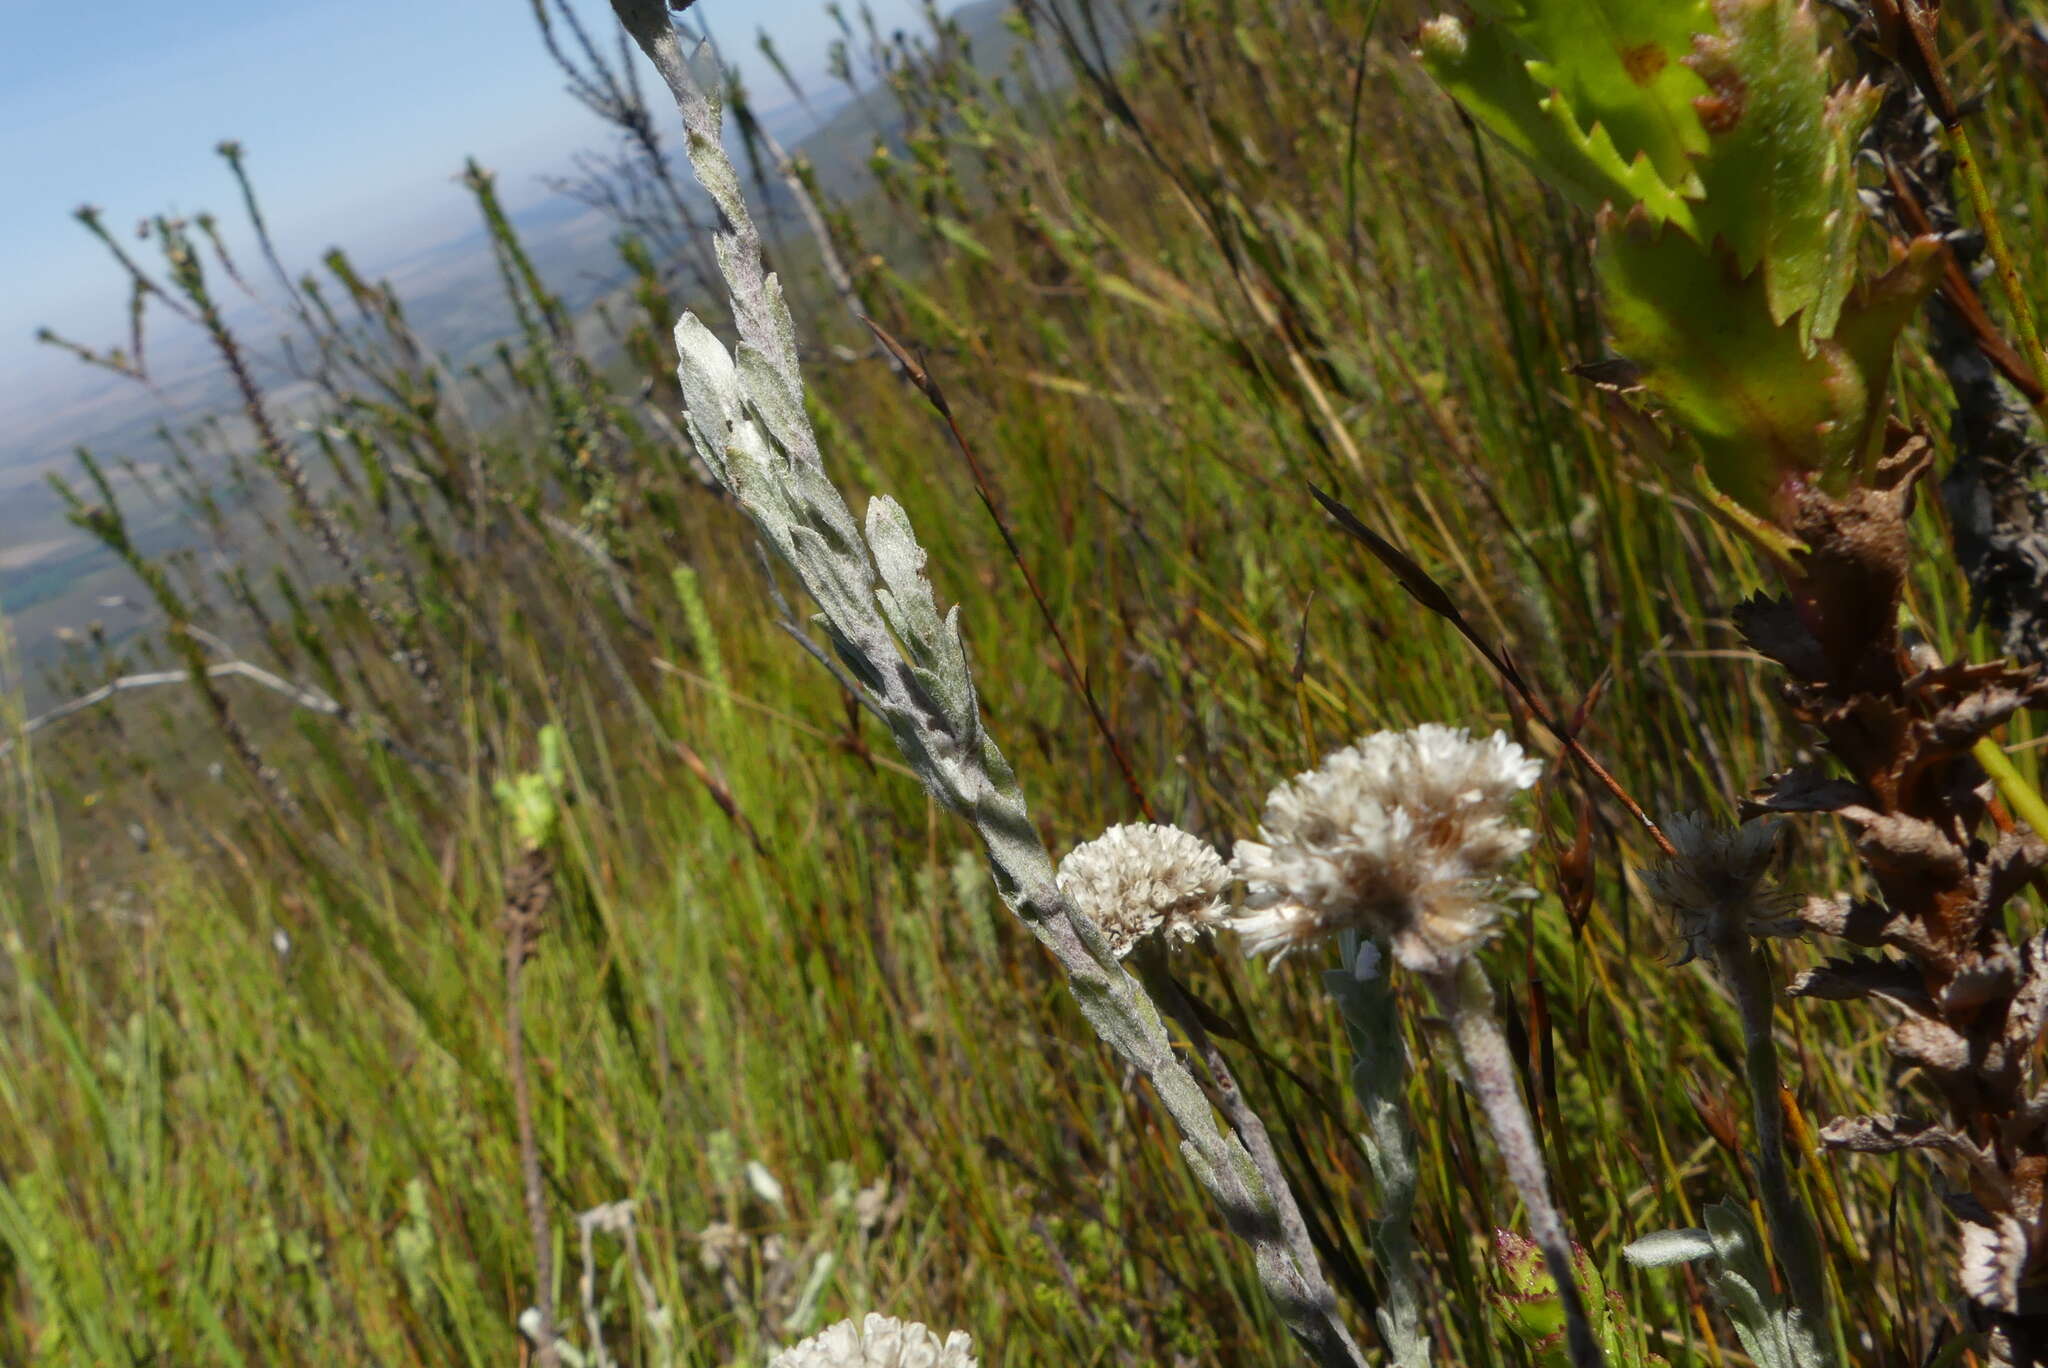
top-left (1057, 726), bottom-right (1543, 977)
top-left (1056, 822), bottom-right (1231, 958)
top-left (1230, 725), bottom-right (1542, 975)
top-left (770, 1314), bottom-right (977, 1368)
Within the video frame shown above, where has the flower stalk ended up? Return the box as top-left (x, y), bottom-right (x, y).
top-left (1323, 936), bottom-right (1430, 1368)
top-left (604, 5), bottom-right (1365, 1361)
top-left (1641, 815), bottom-right (1833, 1357)
top-left (1431, 958), bottom-right (1603, 1368)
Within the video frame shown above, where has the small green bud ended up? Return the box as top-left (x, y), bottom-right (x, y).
top-left (492, 724), bottom-right (569, 851)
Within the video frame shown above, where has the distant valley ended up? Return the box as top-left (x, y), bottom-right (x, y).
top-left (0, 0), bottom-right (1104, 708)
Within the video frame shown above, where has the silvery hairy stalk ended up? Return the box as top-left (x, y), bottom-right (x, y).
top-left (1235, 727), bottom-right (1604, 1368)
top-left (603, 4), bottom-right (1363, 1363)
top-left (1640, 814), bottom-right (1832, 1364)
top-left (1323, 935), bottom-right (1430, 1368)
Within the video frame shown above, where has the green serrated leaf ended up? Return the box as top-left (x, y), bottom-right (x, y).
top-left (1688, 0), bottom-right (1874, 344)
top-left (1476, 0), bottom-right (1715, 188)
top-left (1418, 16), bottom-right (1699, 231)
top-left (1597, 211), bottom-right (1862, 513)
top-left (1598, 217), bottom-right (1938, 514)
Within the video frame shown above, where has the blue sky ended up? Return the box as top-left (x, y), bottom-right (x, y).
top-left (0, 0), bottom-right (921, 402)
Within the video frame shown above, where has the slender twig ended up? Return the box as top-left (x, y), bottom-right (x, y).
top-left (1950, 121), bottom-right (2048, 407)
top-left (2, 661), bottom-right (337, 751)
top-left (1192, 942), bottom-right (1380, 1313)
top-left (1140, 955), bottom-right (1350, 1327)
top-left (204, 292), bottom-right (444, 704)
top-left (1309, 481), bottom-right (1673, 857)
top-left (0, 656), bottom-right (448, 777)
top-left (503, 852), bottom-right (559, 1367)
top-left (1887, 0), bottom-right (2048, 406)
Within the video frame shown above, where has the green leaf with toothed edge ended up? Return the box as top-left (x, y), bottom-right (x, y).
top-left (1420, 0), bottom-right (1888, 352)
top-left (1417, 16), bottom-right (1700, 234)
top-left (1598, 214), bottom-right (1861, 515)
top-left (1467, 0), bottom-right (1715, 188)
top-left (1597, 215), bottom-right (1940, 516)
top-left (1687, 0), bottom-right (1880, 345)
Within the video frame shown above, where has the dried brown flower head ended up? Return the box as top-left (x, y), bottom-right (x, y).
top-left (1640, 813), bottom-right (1798, 964)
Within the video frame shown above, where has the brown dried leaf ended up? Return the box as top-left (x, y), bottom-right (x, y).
top-left (1849, 810), bottom-right (1969, 881)
top-left (1889, 1016), bottom-right (1972, 1073)
top-left (1905, 658), bottom-right (2042, 697)
top-left (1824, 1114), bottom-right (2011, 1201)
top-left (1797, 894), bottom-right (1896, 946)
top-left (1925, 688), bottom-right (2033, 750)
top-left (1745, 766), bottom-right (1872, 815)
top-left (1870, 427), bottom-right (1935, 497)
top-left (1822, 1113), bottom-right (1970, 1154)
top-left (2004, 933), bottom-right (2048, 1062)
top-left (1790, 955), bottom-right (1928, 1009)
top-left (1961, 1214), bottom-right (2027, 1314)
top-left (1938, 949), bottom-right (2019, 1014)
top-left (1985, 832), bottom-right (2048, 917)
top-left (1733, 593), bottom-right (1827, 679)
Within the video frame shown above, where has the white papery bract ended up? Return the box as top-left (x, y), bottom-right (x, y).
top-left (1640, 812), bottom-right (1797, 964)
top-left (1057, 822), bottom-right (1231, 958)
top-left (769, 1314), bottom-right (978, 1368)
top-left (1231, 725), bottom-right (1541, 973)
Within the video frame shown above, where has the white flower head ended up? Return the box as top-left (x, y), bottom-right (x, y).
top-left (1057, 822), bottom-right (1232, 959)
top-left (1231, 725), bottom-right (1542, 974)
top-left (1640, 812), bottom-right (1796, 964)
top-left (770, 1313), bottom-right (978, 1368)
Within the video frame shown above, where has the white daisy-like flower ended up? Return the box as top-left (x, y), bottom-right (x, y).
top-left (1639, 813), bottom-right (1795, 964)
top-left (769, 1313), bottom-right (978, 1368)
top-left (1056, 822), bottom-right (1232, 959)
top-left (1231, 725), bottom-right (1542, 974)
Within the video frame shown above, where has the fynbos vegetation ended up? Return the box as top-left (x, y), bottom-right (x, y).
top-left (5, 0), bottom-right (2048, 1365)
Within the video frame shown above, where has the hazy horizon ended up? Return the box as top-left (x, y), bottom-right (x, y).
top-left (0, 0), bottom-right (924, 430)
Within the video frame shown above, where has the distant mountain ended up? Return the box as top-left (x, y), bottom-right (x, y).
top-left (0, 0), bottom-right (1144, 704)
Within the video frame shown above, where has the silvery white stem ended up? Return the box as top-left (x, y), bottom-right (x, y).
top-left (1429, 958), bottom-right (1603, 1368)
top-left (1325, 934), bottom-right (1431, 1367)
top-left (604, 4), bottom-right (1365, 1362)
top-left (1140, 955), bottom-right (1339, 1323)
